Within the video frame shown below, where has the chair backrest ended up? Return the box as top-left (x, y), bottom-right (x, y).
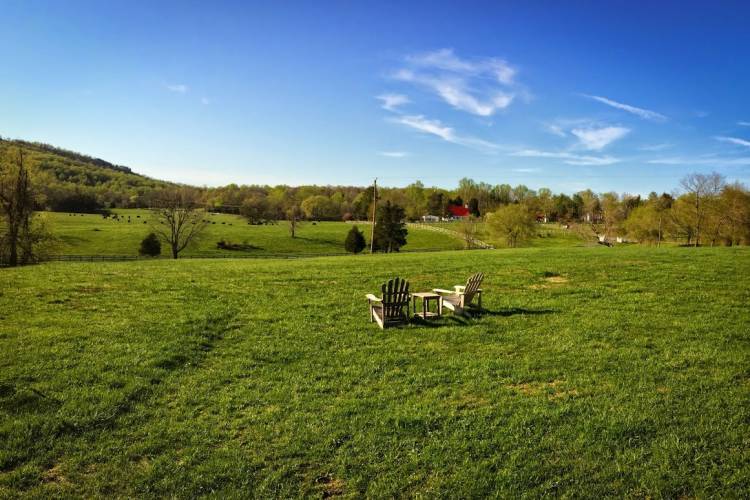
top-left (463, 272), bottom-right (484, 304)
top-left (381, 277), bottom-right (410, 319)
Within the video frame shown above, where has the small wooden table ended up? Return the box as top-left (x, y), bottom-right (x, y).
top-left (411, 292), bottom-right (442, 319)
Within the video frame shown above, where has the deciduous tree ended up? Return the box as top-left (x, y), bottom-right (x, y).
top-left (0, 148), bottom-right (35, 266)
top-left (680, 172), bottom-right (725, 246)
top-left (487, 204), bottom-right (536, 248)
top-left (151, 189), bottom-right (208, 259)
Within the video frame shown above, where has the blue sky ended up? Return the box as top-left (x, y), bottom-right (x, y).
top-left (2, 1), bottom-right (750, 193)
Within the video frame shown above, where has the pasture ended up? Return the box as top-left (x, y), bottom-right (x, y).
top-left (41, 210), bottom-right (465, 257)
top-left (1, 246), bottom-right (749, 497)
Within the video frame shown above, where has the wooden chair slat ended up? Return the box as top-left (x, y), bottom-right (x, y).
top-left (368, 277), bottom-right (410, 329)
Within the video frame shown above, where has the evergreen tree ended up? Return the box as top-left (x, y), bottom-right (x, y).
top-left (139, 232), bottom-right (162, 256)
top-left (344, 225), bottom-right (366, 253)
top-left (468, 198), bottom-right (480, 217)
top-left (373, 201), bottom-right (407, 253)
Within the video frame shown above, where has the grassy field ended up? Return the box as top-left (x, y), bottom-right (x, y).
top-left (1, 247), bottom-right (749, 497)
top-left (40, 210), bottom-right (465, 257)
top-left (38, 210), bottom-right (593, 258)
top-left (427, 220), bottom-right (590, 248)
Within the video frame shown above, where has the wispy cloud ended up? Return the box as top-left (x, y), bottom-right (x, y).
top-left (394, 114), bottom-right (499, 152)
top-left (738, 121), bottom-right (750, 127)
top-left (377, 93), bottom-right (410, 112)
top-left (639, 143), bottom-right (672, 151)
top-left (648, 156), bottom-right (750, 167)
top-left (571, 126), bottom-right (630, 151)
top-left (583, 94), bottom-right (667, 122)
top-left (542, 122), bottom-right (567, 137)
top-left (716, 136), bottom-right (750, 148)
top-left (201, 97), bottom-right (211, 105)
top-left (406, 48), bottom-right (517, 84)
top-left (512, 167), bottom-right (541, 173)
top-left (396, 114), bottom-right (453, 141)
top-left (165, 83), bottom-right (188, 94)
top-left (510, 149), bottom-right (619, 166)
top-left (378, 151), bottom-right (409, 158)
top-left (390, 49), bottom-right (522, 117)
top-left (394, 69), bottom-right (513, 117)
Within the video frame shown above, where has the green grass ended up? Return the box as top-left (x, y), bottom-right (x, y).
top-left (426, 220), bottom-right (590, 248)
top-left (41, 210), bottom-right (464, 257)
top-left (1, 247), bottom-right (749, 497)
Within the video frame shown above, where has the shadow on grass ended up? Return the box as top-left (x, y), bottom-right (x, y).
top-left (294, 236), bottom-right (341, 246)
top-left (407, 307), bottom-right (557, 329)
top-left (482, 307), bottom-right (558, 317)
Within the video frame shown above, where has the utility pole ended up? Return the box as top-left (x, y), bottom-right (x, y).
top-left (370, 178), bottom-right (377, 253)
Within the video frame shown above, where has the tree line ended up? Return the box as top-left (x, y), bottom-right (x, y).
top-left (3, 140), bottom-right (750, 265)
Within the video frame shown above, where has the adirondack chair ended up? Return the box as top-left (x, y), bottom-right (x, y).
top-left (433, 272), bottom-right (484, 315)
top-left (366, 277), bottom-right (410, 329)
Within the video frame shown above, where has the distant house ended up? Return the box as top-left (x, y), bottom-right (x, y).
top-left (447, 204), bottom-right (470, 219)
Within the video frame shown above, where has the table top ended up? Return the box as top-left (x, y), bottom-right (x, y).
top-left (411, 292), bottom-right (440, 298)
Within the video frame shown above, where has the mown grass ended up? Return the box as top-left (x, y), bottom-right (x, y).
top-left (1, 247), bottom-right (749, 497)
top-left (41, 209), bottom-right (464, 257)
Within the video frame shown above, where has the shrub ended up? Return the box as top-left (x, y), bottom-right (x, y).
top-left (344, 226), bottom-right (366, 254)
top-left (139, 232), bottom-right (161, 257)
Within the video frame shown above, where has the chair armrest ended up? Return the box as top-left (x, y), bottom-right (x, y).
top-left (454, 285), bottom-right (466, 292)
top-left (366, 294), bottom-right (382, 302)
top-left (433, 288), bottom-right (456, 295)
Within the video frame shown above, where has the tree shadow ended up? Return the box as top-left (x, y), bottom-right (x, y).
top-left (294, 236), bottom-right (341, 246)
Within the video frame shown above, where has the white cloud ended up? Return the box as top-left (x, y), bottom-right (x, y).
top-left (397, 114), bottom-right (454, 141)
top-left (571, 126), bottom-right (630, 151)
top-left (377, 93), bottom-right (410, 112)
top-left (584, 94), bottom-right (667, 122)
top-left (165, 83), bottom-right (188, 94)
top-left (512, 168), bottom-right (541, 173)
top-left (406, 48), bottom-right (517, 85)
top-left (394, 114), bottom-right (499, 152)
top-left (716, 136), bottom-right (750, 148)
top-left (542, 122), bottom-right (567, 137)
top-left (379, 151), bottom-right (409, 158)
top-left (394, 70), bottom-right (513, 117)
top-left (648, 156), bottom-right (750, 167)
top-left (638, 143), bottom-right (672, 151)
top-left (391, 49), bottom-right (521, 117)
top-left (738, 121), bottom-right (750, 127)
top-left (510, 149), bottom-right (619, 166)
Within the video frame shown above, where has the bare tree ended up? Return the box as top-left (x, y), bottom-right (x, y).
top-left (0, 148), bottom-right (34, 266)
top-left (151, 189), bottom-right (209, 259)
top-left (287, 204), bottom-right (303, 238)
top-left (680, 172), bottom-right (725, 247)
top-left (458, 217), bottom-right (480, 249)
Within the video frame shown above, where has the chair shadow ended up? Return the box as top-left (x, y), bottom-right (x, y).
top-left (409, 315), bottom-right (470, 328)
top-left (480, 307), bottom-right (558, 317)
top-left (407, 307), bottom-right (557, 328)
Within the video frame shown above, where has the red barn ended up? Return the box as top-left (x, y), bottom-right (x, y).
top-left (447, 204), bottom-right (470, 218)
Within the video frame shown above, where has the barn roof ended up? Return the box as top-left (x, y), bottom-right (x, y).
top-left (447, 204), bottom-right (470, 217)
